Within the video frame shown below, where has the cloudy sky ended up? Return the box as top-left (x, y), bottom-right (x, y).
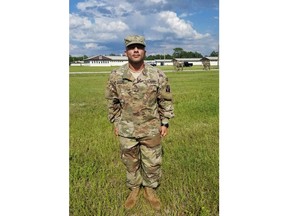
top-left (69, 0), bottom-right (219, 57)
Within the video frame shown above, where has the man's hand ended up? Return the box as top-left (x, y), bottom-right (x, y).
top-left (160, 126), bottom-right (168, 137)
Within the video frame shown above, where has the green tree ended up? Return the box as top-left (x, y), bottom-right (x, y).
top-left (193, 51), bottom-right (203, 58)
top-left (165, 54), bottom-right (173, 59)
top-left (210, 51), bottom-right (218, 57)
top-left (172, 48), bottom-right (184, 58)
top-left (172, 48), bottom-right (203, 58)
top-left (69, 55), bottom-right (73, 65)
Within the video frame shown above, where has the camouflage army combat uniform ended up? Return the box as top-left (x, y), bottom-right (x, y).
top-left (105, 63), bottom-right (174, 189)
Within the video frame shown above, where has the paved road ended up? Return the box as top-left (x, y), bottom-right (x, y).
top-left (69, 69), bottom-right (218, 74)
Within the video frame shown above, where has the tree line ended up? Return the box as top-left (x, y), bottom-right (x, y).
top-left (69, 48), bottom-right (218, 63)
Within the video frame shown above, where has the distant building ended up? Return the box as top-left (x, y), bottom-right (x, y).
top-left (82, 55), bottom-right (128, 66)
top-left (71, 55), bottom-right (218, 67)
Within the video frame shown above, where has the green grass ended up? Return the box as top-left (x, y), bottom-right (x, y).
top-left (70, 69), bottom-right (219, 215)
top-left (69, 66), bottom-right (119, 72)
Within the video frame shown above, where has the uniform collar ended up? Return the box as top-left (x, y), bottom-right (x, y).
top-left (122, 63), bottom-right (148, 81)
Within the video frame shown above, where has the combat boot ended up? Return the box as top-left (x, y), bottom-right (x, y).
top-left (143, 187), bottom-right (161, 210)
top-left (124, 187), bottom-right (140, 209)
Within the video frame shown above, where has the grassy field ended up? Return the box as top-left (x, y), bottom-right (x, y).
top-left (70, 67), bottom-right (219, 215)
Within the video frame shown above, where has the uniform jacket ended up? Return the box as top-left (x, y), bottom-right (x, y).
top-left (105, 63), bottom-right (174, 138)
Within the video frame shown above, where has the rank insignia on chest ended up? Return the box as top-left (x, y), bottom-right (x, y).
top-left (117, 79), bottom-right (129, 84)
top-left (116, 79), bottom-right (124, 84)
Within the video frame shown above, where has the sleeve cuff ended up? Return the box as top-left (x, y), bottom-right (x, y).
top-left (161, 118), bottom-right (169, 124)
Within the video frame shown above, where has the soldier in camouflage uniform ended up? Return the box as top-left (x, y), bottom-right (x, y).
top-left (201, 57), bottom-right (211, 70)
top-left (172, 58), bottom-right (183, 71)
top-left (105, 35), bottom-right (174, 210)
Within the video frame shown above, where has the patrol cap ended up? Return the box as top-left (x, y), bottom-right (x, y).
top-left (124, 35), bottom-right (146, 47)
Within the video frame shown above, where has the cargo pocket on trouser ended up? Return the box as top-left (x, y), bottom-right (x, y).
top-left (139, 133), bottom-right (161, 148)
top-left (119, 136), bottom-right (143, 188)
top-left (140, 144), bottom-right (162, 188)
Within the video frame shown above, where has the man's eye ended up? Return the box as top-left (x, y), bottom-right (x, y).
top-left (127, 45), bottom-right (145, 50)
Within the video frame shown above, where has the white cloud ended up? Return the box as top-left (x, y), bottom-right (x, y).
top-left (144, 0), bottom-right (167, 5)
top-left (94, 19), bottom-right (129, 32)
top-left (69, 0), bottom-right (217, 56)
top-left (179, 12), bottom-right (196, 18)
top-left (69, 43), bottom-right (78, 51)
top-left (84, 43), bottom-right (107, 50)
top-left (76, 0), bottom-right (99, 11)
top-left (70, 13), bottom-right (129, 44)
top-left (157, 11), bottom-right (210, 39)
top-left (70, 29), bottom-right (89, 41)
top-left (77, 0), bottom-right (133, 17)
top-left (70, 14), bottom-right (92, 29)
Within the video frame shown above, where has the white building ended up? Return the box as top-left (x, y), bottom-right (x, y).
top-left (74, 55), bottom-right (218, 67)
top-left (82, 55), bottom-right (128, 66)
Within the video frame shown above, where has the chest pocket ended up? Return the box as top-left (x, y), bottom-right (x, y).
top-left (143, 79), bottom-right (158, 104)
top-left (146, 79), bottom-right (158, 92)
top-left (116, 79), bottom-right (134, 101)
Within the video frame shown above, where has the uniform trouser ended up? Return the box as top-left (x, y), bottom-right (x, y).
top-left (119, 134), bottom-right (162, 189)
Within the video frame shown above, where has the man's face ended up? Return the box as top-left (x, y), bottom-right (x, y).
top-left (125, 44), bottom-right (146, 64)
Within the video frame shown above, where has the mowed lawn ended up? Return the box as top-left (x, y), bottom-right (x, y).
top-left (70, 68), bottom-right (219, 215)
